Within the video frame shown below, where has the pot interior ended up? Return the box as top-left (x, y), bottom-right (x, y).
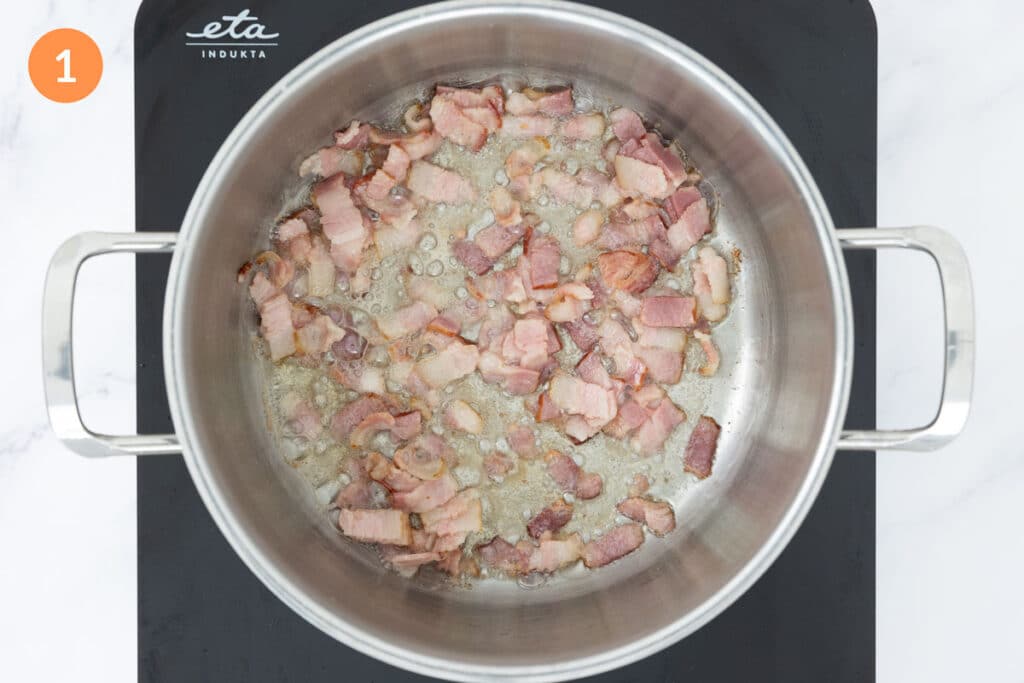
top-left (167, 2), bottom-right (846, 676)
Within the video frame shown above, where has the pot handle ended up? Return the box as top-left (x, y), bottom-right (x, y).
top-left (42, 231), bottom-right (183, 457)
top-left (836, 226), bottom-right (974, 451)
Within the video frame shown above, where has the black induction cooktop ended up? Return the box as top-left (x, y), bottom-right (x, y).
top-left (135, 1), bottom-right (877, 680)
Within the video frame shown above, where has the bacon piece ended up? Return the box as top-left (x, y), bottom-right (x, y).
top-left (663, 185), bottom-right (702, 222)
top-left (249, 273), bottom-right (296, 361)
top-left (475, 222), bottom-right (527, 260)
top-left (420, 490), bottom-right (483, 536)
top-left (279, 392), bottom-right (321, 441)
top-left (501, 115), bottom-right (556, 138)
top-left (334, 120), bottom-right (371, 150)
top-left (392, 473), bottom-right (459, 513)
top-left (627, 474), bottom-right (651, 498)
top-left (452, 240), bottom-right (493, 275)
top-left (527, 500), bottom-right (574, 539)
top-left (582, 523), bottom-right (644, 568)
top-left (545, 450), bottom-right (603, 500)
top-left (630, 398), bottom-right (685, 454)
top-left (429, 95), bottom-right (488, 151)
top-left (525, 230), bottom-right (562, 289)
top-left (504, 317), bottom-right (550, 370)
top-left (666, 194), bottom-right (711, 255)
top-left (313, 173), bottom-right (370, 273)
top-left (331, 328), bottom-right (367, 361)
top-left (338, 509), bottom-right (411, 546)
top-left (381, 144), bottom-right (411, 182)
top-left (614, 154), bottom-right (670, 199)
top-left (489, 186), bottom-right (522, 228)
top-left (529, 533), bottom-right (584, 573)
top-left (483, 451), bottom-right (516, 481)
top-left (477, 537), bottom-right (532, 576)
top-left (329, 395), bottom-right (390, 441)
top-left (329, 361), bottom-right (386, 395)
top-left (349, 410), bottom-right (422, 447)
top-left (295, 314), bottom-right (346, 356)
top-left (684, 416), bottom-right (721, 479)
top-left (299, 145), bottom-right (364, 178)
top-left (560, 318), bottom-right (600, 353)
top-left (548, 372), bottom-right (617, 426)
top-left (507, 425), bottom-right (538, 459)
top-left (377, 301), bottom-right (439, 340)
top-left (507, 87), bottom-right (574, 116)
top-left (577, 168), bottom-right (623, 208)
top-left (479, 352), bottom-right (542, 395)
top-left (392, 439), bottom-right (445, 480)
top-left (406, 160), bottom-right (477, 204)
top-left (622, 133), bottom-right (686, 187)
top-left (539, 167), bottom-right (594, 208)
top-left (444, 400), bottom-right (483, 434)
top-left (632, 345), bottom-right (682, 384)
top-left (575, 350), bottom-right (613, 389)
top-left (414, 340), bottom-right (479, 388)
top-left (462, 105), bottom-right (501, 131)
top-left (617, 497), bottom-right (676, 536)
top-left (386, 551), bottom-right (442, 578)
top-left (304, 239), bottom-right (336, 297)
top-left (694, 330), bottom-right (720, 377)
top-left (534, 392), bottom-right (563, 422)
top-left (505, 138), bottom-right (550, 179)
top-left (545, 282), bottom-right (593, 322)
top-left (572, 209), bottom-right (604, 247)
top-left (597, 250), bottom-right (658, 294)
top-left (692, 247), bottom-right (730, 321)
top-left (561, 113), bottom-right (606, 140)
top-left (640, 295), bottom-right (697, 328)
top-left (609, 107), bottom-right (645, 142)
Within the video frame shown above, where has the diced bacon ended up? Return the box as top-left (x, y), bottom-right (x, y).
top-left (381, 144), bottom-right (411, 182)
top-left (429, 95), bottom-right (488, 151)
top-left (548, 373), bottom-right (617, 426)
top-left (475, 222), bottom-right (527, 260)
top-left (560, 318), bottom-right (600, 353)
top-left (539, 167), bottom-right (594, 208)
top-left (313, 173), bottom-right (369, 273)
top-left (527, 500), bottom-right (574, 539)
top-left (296, 314), bottom-right (346, 355)
top-left (452, 240), bottom-right (493, 275)
top-left (392, 439), bottom-right (446, 480)
top-left (616, 497), bottom-right (676, 536)
top-left (420, 490), bottom-right (483, 536)
top-left (692, 247), bottom-right (730, 321)
top-left (545, 450), bottom-right (604, 500)
top-left (597, 250), bottom-right (658, 294)
top-left (330, 327), bottom-right (367, 362)
top-left (329, 395), bottom-right (390, 441)
top-left (610, 107), bottom-right (646, 142)
top-left (393, 411), bottom-right (423, 440)
top-left (628, 473), bottom-right (651, 497)
top-left (404, 102), bottom-right (432, 132)
top-left (436, 84), bottom-right (505, 112)
top-left (666, 195), bottom-right (711, 255)
top-left (334, 120), bottom-right (371, 150)
top-left (632, 345), bottom-right (682, 384)
top-left (398, 129), bottom-right (443, 160)
top-left (299, 146), bottom-right (364, 178)
top-left (603, 398), bottom-right (648, 438)
top-left (483, 451), bottom-right (516, 481)
top-left (393, 473), bottom-right (459, 513)
top-left (476, 537), bottom-right (532, 576)
top-left (280, 392), bottom-right (321, 441)
top-left (425, 315), bottom-right (460, 339)
top-left (577, 169), bottom-right (623, 208)
top-left (377, 301), bottom-right (438, 339)
top-left (505, 317), bottom-right (550, 370)
top-left (364, 169), bottom-right (397, 200)
top-left (500, 114), bottom-right (557, 138)
top-left (622, 133), bottom-right (686, 187)
top-left (630, 398), bottom-right (685, 455)
top-left (573, 209), bottom-right (604, 247)
top-left (503, 426), bottom-right (537, 463)
top-left (255, 291), bottom-right (296, 361)
top-left (489, 187), bottom-right (522, 228)
top-left (575, 350), bottom-right (613, 389)
top-left (663, 185), bottom-right (702, 222)
top-left (582, 523), bottom-right (644, 568)
top-left (529, 533), bottom-right (584, 573)
top-left (414, 340), bottom-right (479, 388)
top-left (338, 509), bottom-right (411, 546)
top-left (436, 551), bottom-right (479, 578)
top-left (525, 231), bottom-right (562, 289)
top-left (462, 104), bottom-right (501, 131)
top-left (684, 415), bottom-right (721, 479)
top-left (614, 155), bottom-right (670, 199)
top-left (306, 239), bottom-right (336, 297)
top-left (444, 399), bottom-right (483, 434)
top-left (561, 113), bottom-right (606, 140)
top-left (635, 324), bottom-right (687, 353)
top-left (387, 551), bottom-right (442, 577)
top-left (694, 330), bottom-right (720, 377)
top-left (505, 138), bottom-right (550, 179)
top-left (407, 160), bottom-right (477, 204)
top-left (507, 87), bottom-right (574, 116)
top-left (545, 282), bottom-right (593, 322)
top-left (479, 352), bottom-right (542, 395)
top-left (349, 411), bottom-right (422, 447)
top-left (640, 296), bottom-right (697, 328)
top-left (276, 215), bottom-right (309, 244)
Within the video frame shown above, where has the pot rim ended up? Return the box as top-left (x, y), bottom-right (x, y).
top-left (163, 1), bottom-right (854, 679)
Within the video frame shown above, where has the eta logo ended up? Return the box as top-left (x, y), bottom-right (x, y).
top-left (185, 9), bottom-right (280, 42)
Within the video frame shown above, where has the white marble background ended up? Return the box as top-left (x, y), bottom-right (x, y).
top-left (1, 1), bottom-right (1021, 681)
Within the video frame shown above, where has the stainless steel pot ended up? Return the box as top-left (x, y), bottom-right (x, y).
top-left (41, 1), bottom-right (975, 680)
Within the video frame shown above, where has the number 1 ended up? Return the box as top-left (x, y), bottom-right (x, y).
top-left (56, 48), bottom-right (76, 83)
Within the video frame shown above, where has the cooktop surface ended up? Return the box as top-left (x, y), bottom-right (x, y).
top-left (135, 1), bottom-right (877, 680)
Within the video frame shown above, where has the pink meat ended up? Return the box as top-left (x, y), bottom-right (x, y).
top-left (663, 185), bottom-right (702, 222)
top-left (597, 250), bottom-right (658, 294)
top-left (364, 169), bottom-right (397, 200)
top-left (501, 115), bottom-right (557, 138)
top-left (429, 95), bottom-right (488, 151)
top-left (610, 107), bottom-right (646, 142)
top-left (582, 523), bottom-right (645, 568)
top-left (549, 372), bottom-right (617, 425)
top-left (398, 129), bottom-right (443, 160)
top-left (296, 314), bottom-right (346, 356)
top-left (603, 398), bottom-right (649, 438)
top-left (420, 490), bottom-right (483, 536)
top-left (560, 113), bottom-right (606, 140)
top-left (539, 168), bottom-right (594, 208)
top-left (534, 392), bottom-right (563, 422)
top-left (490, 187), bottom-right (522, 228)
top-left (527, 499), bottom-right (574, 539)
top-left (505, 138), bottom-right (550, 179)
top-left (640, 296), bottom-right (697, 328)
top-left (444, 400), bottom-right (483, 434)
top-left (666, 196), bottom-right (711, 255)
top-left (476, 537), bottom-right (532, 576)
top-left (560, 318), bottom-right (600, 353)
top-left (382, 144), bottom-right (411, 182)
top-left (506, 87), bottom-right (574, 116)
top-left (614, 154), bottom-right (670, 199)
top-left (483, 451), bottom-right (516, 481)
top-left (573, 209), bottom-right (604, 247)
top-left (625, 133), bottom-right (686, 187)
top-left (414, 340), bottom-right (479, 388)
top-left (249, 273), bottom-right (296, 361)
top-left (280, 392), bottom-right (321, 441)
top-left (298, 146), bottom-right (364, 178)
top-left (529, 534), bottom-right (584, 573)
top-left (525, 231), bottom-right (561, 289)
top-left (338, 509), bottom-right (411, 546)
top-left (507, 425), bottom-right (538, 459)
top-left (575, 350), bottom-right (613, 389)
top-left (694, 330), bottom-right (721, 377)
top-left (630, 398), bottom-right (685, 455)
top-left (334, 120), bottom-right (371, 149)
top-left (692, 247), bottom-right (730, 322)
top-left (377, 301), bottom-right (439, 339)
top-left (406, 160), bottom-right (477, 204)
top-left (616, 497), bottom-right (676, 536)
top-left (545, 450), bottom-right (604, 500)
top-left (313, 173), bottom-right (369, 273)
top-left (629, 473), bottom-right (651, 497)
top-left (386, 551), bottom-right (442, 577)
top-left (462, 105), bottom-right (501, 131)
top-left (329, 395), bottom-right (390, 441)
top-left (452, 240), bottom-right (494, 275)
top-left (632, 345), bottom-right (683, 384)
top-left (435, 84), bottom-right (505, 112)
top-left (475, 222), bottom-right (527, 260)
top-left (427, 314), bottom-right (462, 338)
top-left (684, 415), bottom-right (721, 480)
top-left (392, 473), bottom-right (459, 513)
top-left (578, 168), bottom-right (624, 208)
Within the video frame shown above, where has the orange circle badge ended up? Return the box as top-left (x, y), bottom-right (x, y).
top-left (29, 29), bottom-right (103, 103)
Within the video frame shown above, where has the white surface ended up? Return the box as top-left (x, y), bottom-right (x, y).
top-left (1, 1), bottom-right (1021, 681)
